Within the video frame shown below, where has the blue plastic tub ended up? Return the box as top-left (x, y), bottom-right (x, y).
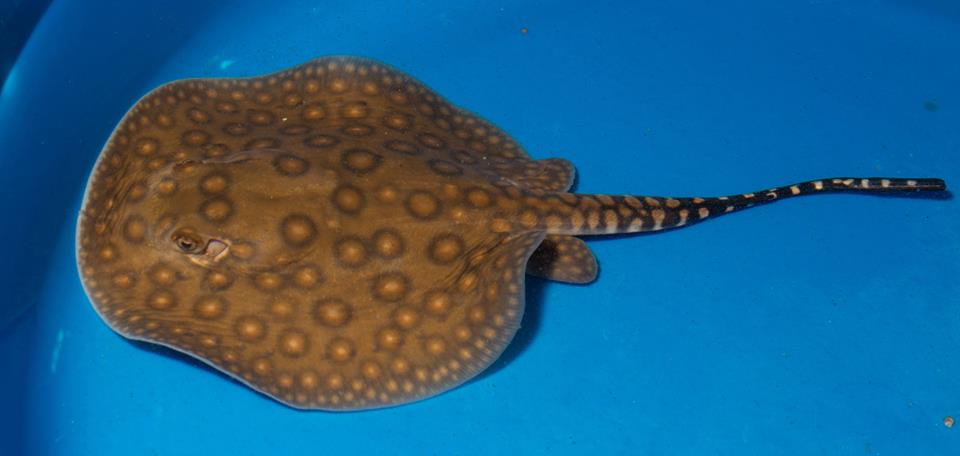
top-left (2, 1), bottom-right (958, 454)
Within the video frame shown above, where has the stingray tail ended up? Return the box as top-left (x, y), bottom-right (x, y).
top-left (554, 177), bottom-right (947, 236)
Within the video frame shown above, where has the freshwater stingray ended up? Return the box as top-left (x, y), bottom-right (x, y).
top-left (76, 56), bottom-right (946, 411)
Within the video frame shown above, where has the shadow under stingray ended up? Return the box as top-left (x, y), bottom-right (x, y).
top-left (124, 337), bottom-right (250, 389)
top-left (473, 275), bottom-right (553, 383)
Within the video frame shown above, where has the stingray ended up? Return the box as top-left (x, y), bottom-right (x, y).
top-left (76, 56), bottom-right (946, 411)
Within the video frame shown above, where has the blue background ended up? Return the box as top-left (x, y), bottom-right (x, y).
top-left (1, 0), bottom-right (958, 454)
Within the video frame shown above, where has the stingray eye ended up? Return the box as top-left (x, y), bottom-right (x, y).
top-left (172, 232), bottom-right (202, 253)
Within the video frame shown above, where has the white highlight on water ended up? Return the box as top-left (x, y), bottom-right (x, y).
top-left (50, 329), bottom-right (66, 373)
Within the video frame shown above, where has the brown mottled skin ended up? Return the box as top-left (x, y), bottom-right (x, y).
top-left (76, 56), bottom-right (946, 411)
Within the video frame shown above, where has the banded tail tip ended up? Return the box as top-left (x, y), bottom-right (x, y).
top-left (873, 177), bottom-right (946, 192)
top-left (910, 178), bottom-right (947, 192)
top-left (823, 177), bottom-right (947, 192)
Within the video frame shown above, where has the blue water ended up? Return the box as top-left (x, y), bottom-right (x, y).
top-left (2, 0), bottom-right (958, 454)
